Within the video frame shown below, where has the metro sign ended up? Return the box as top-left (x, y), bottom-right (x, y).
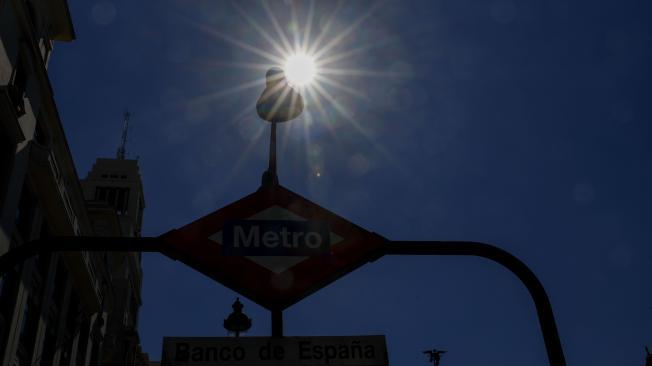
top-left (160, 184), bottom-right (386, 310)
top-left (222, 219), bottom-right (330, 256)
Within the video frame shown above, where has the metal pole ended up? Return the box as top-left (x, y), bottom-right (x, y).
top-left (261, 121), bottom-right (279, 187)
top-left (268, 121), bottom-right (278, 185)
top-left (271, 309), bottom-right (283, 337)
top-left (385, 241), bottom-right (566, 366)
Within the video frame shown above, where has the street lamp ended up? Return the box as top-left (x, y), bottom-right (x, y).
top-left (256, 67), bottom-right (304, 186)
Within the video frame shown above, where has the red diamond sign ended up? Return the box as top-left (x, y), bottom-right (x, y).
top-left (160, 184), bottom-right (386, 310)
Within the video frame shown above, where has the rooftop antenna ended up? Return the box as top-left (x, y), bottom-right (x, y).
top-left (116, 110), bottom-right (131, 159)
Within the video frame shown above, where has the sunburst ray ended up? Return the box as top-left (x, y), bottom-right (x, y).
top-left (182, 15), bottom-right (285, 65)
top-left (318, 67), bottom-right (408, 78)
top-left (301, 0), bottom-right (316, 52)
top-left (261, 0), bottom-right (294, 55)
top-left (316, 36), bottom-right (398, 67)
top-left (313, 1), bottom-right (383, 60)
top-left (290, 2), bottom-right (302, 52)
top-left (314, 74), bottom-right (368, 101)
top-left (221, 122), bottom-right (267, 186)
top-left (304, 87), bottom-right (342, 146)
top-left (187, 78), bottom-right (264, 106)
top-left (229, 0), bottom-right (290, 59)
top-left (190, 60), bottom-right (272, 72)
top-left (264, 86), bottom-right (292, 122)
top-left (311, 81), bottom-right (397, 165)
top-left (307, 0), bottom-right (344, 56)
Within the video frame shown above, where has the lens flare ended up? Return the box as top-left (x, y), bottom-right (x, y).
top-left (184, 1), bottom-right (396, 179)
top-left (284, 53), bottom-right (316, 86)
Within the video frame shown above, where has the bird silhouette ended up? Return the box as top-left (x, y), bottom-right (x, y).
top-left (423, 349), bottom-right (446, 366)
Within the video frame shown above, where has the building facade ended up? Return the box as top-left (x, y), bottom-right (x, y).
top-left (0, 0), bottom-right (148, 365)
top-left (81, 158), bottom-right (147, 366)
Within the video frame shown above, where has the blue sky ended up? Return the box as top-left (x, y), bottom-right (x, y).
top-left (49, 1), bottom-right (652, 365)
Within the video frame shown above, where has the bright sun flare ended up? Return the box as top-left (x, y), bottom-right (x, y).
top-left (284, 53), bottom-right (316, 87)
top-left (189, 1), bottom-right (393, 182)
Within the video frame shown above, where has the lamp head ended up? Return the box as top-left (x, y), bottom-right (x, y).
top-left (257, 67), bottom-right (304, 123)
top-left (265, 67), bottom-right (285, 87)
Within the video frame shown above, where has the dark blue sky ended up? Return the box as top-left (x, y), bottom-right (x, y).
top-left (49, 1), bottom-right (652, 364)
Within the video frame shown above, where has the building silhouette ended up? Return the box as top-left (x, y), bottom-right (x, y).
top-left (81, 158), bottom-right (147, 366)
top-left (0, 0), bottom-right (149, 365)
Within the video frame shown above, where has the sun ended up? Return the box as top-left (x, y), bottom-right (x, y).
top-left (284, 53), bottom-right (316, 87)
top-left (185, 1), bottom-right (394, 186)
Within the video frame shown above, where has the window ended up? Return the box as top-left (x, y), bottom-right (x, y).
top-left (0, 267), bottom-right (22, 358)
top-left (9, 43), bottom-right (32, 117)
top-left (26, 1), bottom-right (39, 32)
top-left (76, 317), bottom-right (90, 366)
top-left (52, 259), bottom-right (67, 307)
top-left (34, 111), bottom-right (50, 146)
top-left (15, 182), bottom-right (36, 240)
top-left (107, 188), bottom-right (116, 206)
top-left (95, 186), bottom-right (130, 214)
top-left (116, 187), bottom-right (129, 214)
top-left (63, 294), bottom-right (79, 351)
top-left (17, 295), bottom-right (39, 359)
top-left (88, 338), bottom-right (100, 366)
top-left (39, 326), bottom-right (57, 366)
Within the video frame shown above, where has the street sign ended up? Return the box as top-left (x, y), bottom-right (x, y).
top-left (161, 336), bottom-right (388, 366)
top-left (160, 184), bottom-right (386, 310)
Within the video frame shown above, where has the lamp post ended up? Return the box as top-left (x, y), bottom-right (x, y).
top-left (256, 67), bottom-right (304, 187)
